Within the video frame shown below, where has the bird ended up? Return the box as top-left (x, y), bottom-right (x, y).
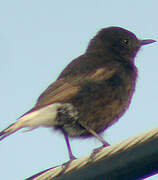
top-left (0, 27), bottom-right (156, 160)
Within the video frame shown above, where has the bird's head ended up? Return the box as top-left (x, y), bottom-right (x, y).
top-left (87, 27), bottom-right (156, 61)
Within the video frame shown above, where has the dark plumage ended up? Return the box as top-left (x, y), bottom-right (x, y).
top-left (0, 27), bottom-right (156, 160)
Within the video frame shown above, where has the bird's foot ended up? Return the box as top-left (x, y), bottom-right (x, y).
top-left (89, 143), bottom-right (110, 163)
top-left (62, 155), bottom-right (77, 168)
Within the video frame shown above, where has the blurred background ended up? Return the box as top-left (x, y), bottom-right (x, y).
top-left (0, 1), bottom-right (157, 179)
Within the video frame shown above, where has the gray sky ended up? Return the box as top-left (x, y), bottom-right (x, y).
top-left (0, 1), bottom-right (157, 179)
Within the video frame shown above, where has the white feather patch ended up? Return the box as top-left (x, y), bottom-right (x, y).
top-left (18, 103), bottom-right (62, 128)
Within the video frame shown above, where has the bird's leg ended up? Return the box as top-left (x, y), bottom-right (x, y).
top-left (79, 120), bottom-right (110, 147)
top-left (61, 130), bottom-right (76, 171)
top-left (79, 121), bottom-right (110, 161)
top-left (62, 130), bottom-right (76, 161)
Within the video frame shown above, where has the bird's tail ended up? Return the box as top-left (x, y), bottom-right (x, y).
top-left (0, 122), bottom-right (22, 141)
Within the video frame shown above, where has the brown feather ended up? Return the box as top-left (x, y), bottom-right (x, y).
top-left (35, 66), bottom-right (116, 110)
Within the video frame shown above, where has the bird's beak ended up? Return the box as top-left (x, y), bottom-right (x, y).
top-left (140, 39), bottom-right (156, 46)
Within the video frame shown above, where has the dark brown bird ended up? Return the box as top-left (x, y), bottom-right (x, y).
top-left (0, 27), bottom-right (156, 160)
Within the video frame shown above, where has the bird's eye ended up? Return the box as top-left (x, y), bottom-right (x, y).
top-left (122, 39), bottom-right (129, 45)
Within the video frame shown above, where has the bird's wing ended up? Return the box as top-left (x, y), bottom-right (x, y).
top-left (35, 77), bottom-right (81, 108)
top-left (34, 66), bottom-right (116, 110)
